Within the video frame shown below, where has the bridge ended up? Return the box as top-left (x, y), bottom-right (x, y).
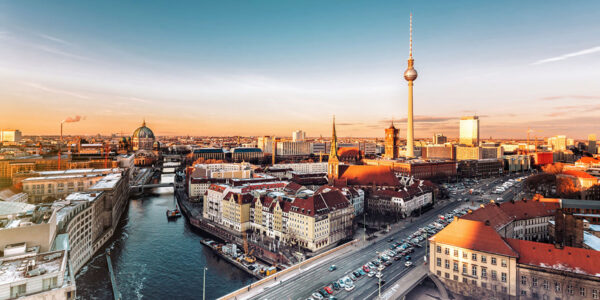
top-left (129, 182), bottom-right (174, 194)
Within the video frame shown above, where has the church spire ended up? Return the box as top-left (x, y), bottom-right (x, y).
top-left (330, 115), bottom-right (338, 159)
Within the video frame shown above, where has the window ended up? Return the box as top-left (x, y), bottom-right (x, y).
top-left (462, 263), bottom-right (467, 274)
top-left (567, 284), bottom-right (573, 295)
top-left (437, 270), bottom-right (441, 276)
top-left (581, 287), bottom-right (586, 297)
top-left (437, 258), bottom-right (441, 267)
top-left (463, 251), bottom-right (468, 259)
top-left (445, 260), bottom-right (450, 269)
top-left (501, 259), bottom-right (507, 267)
top-left (482, 282), bottom-right (487, 288)
top-left (445, 272), bottom-right (450, 279)
top-left (592, 289), bottom-right (598, 299)
top-left (453, 275), bottom-right (458, 281)
top-left (521, 290), bottom-right (527, 296)
top-left (43, 277), bottom-right (58, 290)
top-left (10, 284), bottom-right (26, 298)
top-left (501, 272), bottom-right (507, 283)
top-left (453, 261), bottom-right (459, 272)
top-left (445, 248), bottom-right (449, 255)
top-left (472, 265), bottom-right (477, 276)
top-left (521, 275), bottom-right (527, 285)
top-left (437, 246), bottom-right (441, 253)
top-left (454, 249), bottom-right (458, 257)
top-left (543, 280), bottom-right (549, 290)
top-left (555, 282), bottom-right (561, 292)
top-left (502, 286), bottom-right (507, 293)
top-left (532, 277), bottom-right (538, 287)
top-left (491, 270), bottom-right (497, 281)
top-left (491, 257), bottom-right (497, 265)
top-left (463, 278), bottom-right (467, 283)
top-left (481, 268), bottom-right (487, 279)
top-left (481, 255), bottom-right (486, 263)
top-left (472, 253), bottom-right (477, 261)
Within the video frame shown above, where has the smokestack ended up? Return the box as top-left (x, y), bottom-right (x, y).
top-left (272, 138), bottom-right (277, 166)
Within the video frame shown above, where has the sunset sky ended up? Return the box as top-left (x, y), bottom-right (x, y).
top-left (1, 0), bottom-right (599, 139)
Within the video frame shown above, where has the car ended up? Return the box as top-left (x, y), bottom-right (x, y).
top-left (312, 292), bottom-right (323, 299)
top-left (405, 261), bottom-right (413, 267)
top-left (319, 289), bottom-right (328, 296)
top-left (372, 260), bottom-right (380, 266)
top-left (325, 285), bottom-right (334, 294)
top-left (338, 279), bottom-right (345, 288)
top-left (344, 284), bottom-right (355, 292)
top-left (405, 255), bottom-right (412, 261)
top-left (363, 265), bottom-right (370, 272)
top-left (349, 274), bottom-right (357, 281)
top-left (332, 281), bottom-right (340, 290)
top-left (367, 262), bottom-right (375, 269)
top-left (328, 297), bottom-right (338, 300)
top-left (344, 277), bottom-right (353, 286)
top-left (384, 261), bottom-right (392, 266)
top-left (368, 271), bottom-right (375, 277)
top-left (378, 265), bottom-right (385, 271)
top-left (328, 265), bottom-right (337, 271)
top-left (358, 269), bottom-right (366, 276)
top-left (393, 255), bottom-right (401, 261)
top-left (375, 272), bottom-right (383, 278)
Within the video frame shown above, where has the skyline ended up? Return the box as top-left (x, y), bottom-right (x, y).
top-left (1, 1), bottom-right (600, 138)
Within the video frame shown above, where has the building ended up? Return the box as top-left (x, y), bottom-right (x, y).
top-left (272, 162), bottom-right (327, 174)
top-left (588, 134), bottom-right (597, 154)
top-left (429, 218), bottom-right (519, 298)
top-left (131, 120), bottom-right (155, 151)
top-left (363, 159), bottom-right (457, 180)
top-left (457, 159), bottom-right (503, 178)
top-left (0, 203), bottom-right (56, 253)
top-left (433, 133), bottom-right (447, 145)
top-left (384, 123), bottom-right (400, 159)
top-left (547, 135), bottom-right (568, 152)
top-left (257, 136), bottom-right (274, 154)
top-left (221, 192), bottom-right (255, 232)
top-left (186, 163), bottom-right (253, 199)
top-left (276, 141), bottom-right (312, 157)
top-left (0, 130), bottom-right (22, 143)
top-left (459, 116), bottom-right (480, 146)
top-left (230, 148), bottom-right (263, 163)
top-left (422, 145), bottom-right (455, 160)
top-left (191, 148), bottom-right (226, 161)
top-left (533, 152), bottom-right (554, 166)
top-left (21, 172), bottom-right (112, 203)
top-left (503, 155), bottom-right (531, 173)
top-left (311, 142), bottom-right (330, 155)
top-left (292, 130), bottom-right (306, 142)
top-left (0, 250), bottom-right (75, 300)
top-left (368, 181), bottom-right (433, 217)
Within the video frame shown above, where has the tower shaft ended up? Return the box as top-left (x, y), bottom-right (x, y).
top-left (407, 81), bottom-right (415, 157)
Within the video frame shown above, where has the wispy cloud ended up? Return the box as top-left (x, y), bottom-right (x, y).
top-left (37, 33), bottom-right (74, 46)
top-left (531, 46), bottom-right (600, 65)
top-left (540, 95), bottom-right (600, 101)
top-left (21, 82), bottom-right (91, 100)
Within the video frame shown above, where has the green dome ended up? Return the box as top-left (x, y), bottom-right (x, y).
top-left (132, 121), bottom-right (155, 139)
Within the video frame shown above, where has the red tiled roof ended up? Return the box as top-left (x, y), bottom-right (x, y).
top-left (338, 147), bottom-right (361, 158)
top-left (372, 189), bottom-right (410, 199)
top-left (498, 200), bottom-right (558, 220)
top-left (506, 239), bottom-right (600, 277)
top-left (338, 165), bottom-right (399, 187)
top-left (561, 170), bottom-right (597, 179)
top-left (284, 182), bottom-right (304, 193)
top-left (461, 203), bottom-right (514, 231)
top-left (577, 157), bottom-right (600, 164)
top-left (431, 219), bottom-right (518, 257)
top-left (289, 189), bottom-right (351, 216)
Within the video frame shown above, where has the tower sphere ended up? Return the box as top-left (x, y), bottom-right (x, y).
top-left (404, 68), bottom-right (418, 81)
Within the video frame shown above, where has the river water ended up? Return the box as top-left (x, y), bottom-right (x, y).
top-left (75, 174), bottom-right (254, 299)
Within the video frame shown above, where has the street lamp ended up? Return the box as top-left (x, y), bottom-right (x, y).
top-left (203, 267), bottom-right (208, 300)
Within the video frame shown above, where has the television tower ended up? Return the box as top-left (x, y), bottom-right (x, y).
top-left (404, 13), bottom-right (418, 158)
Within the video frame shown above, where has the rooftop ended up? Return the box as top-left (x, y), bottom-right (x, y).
top-left (506, 238), bottom-right (600, 277)
top-left (430, 218), bottom-right (518, 257)
top-left (0, 250), bottom-right (66, 285)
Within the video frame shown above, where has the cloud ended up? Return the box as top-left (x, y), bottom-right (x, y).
top-left (531, 46), bottom-right (600, 65)
top-left (37, 33), bottom-right (74, 46)
top-left (22, 82), bottom-right (91, 100)
top-left (540, 95), bottom-right (600, 101)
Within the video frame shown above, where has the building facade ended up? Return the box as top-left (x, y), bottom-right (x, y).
top-left (459, 116), bottom-right (480, 146)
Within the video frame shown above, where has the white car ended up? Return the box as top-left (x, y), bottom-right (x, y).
top-left (376, 272), bottom-right (383, 278)
top-left (344, 284), bottom-right (355, 292)
top-left (405, 261), bottom-right (413, 267)
top-left (368, 271), bottom-right (375, 277)
top-left (312, 292), bottom-right (323, 299)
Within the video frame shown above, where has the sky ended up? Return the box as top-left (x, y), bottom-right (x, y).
top-left (0, 0), bottom-right (599, 139)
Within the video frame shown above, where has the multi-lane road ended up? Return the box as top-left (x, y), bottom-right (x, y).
top-left (249, 199), bottom-right (464, 300)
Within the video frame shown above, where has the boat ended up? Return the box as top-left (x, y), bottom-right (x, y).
top-left (166, 206), bottom-right (182, 218)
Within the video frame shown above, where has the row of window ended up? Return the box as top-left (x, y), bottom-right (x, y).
top-left (520, 276), bottom-right (599, 298)
top-left (437, 246), bottom-right (507, 267)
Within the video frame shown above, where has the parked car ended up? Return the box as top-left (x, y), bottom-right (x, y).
top-left (344, 284), bottom-right (355, 292)
top-left (363, 265), bottom-right (370, 272)
top-left (324, 286), bottom-right (333, 294)
top-left (384, 261), bottom-right (392, 266)
top-left (312, 292), bottom-right (323, 299)
top-left (332, 281), bottom-right (340, 290)
top-left (349, 274), bottom-right (357, 281)
top-left (368, 271), bottom-right (375, 277)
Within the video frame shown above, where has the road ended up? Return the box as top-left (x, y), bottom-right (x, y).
top-left (248, 199), bottom-right (464, 300)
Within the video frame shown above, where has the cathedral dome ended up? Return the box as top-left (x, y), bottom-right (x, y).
top-left (132, 121), bottom-right (155, 139)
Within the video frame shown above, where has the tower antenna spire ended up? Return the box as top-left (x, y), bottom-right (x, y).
top-left (409, 13), bottom-right (413, 59)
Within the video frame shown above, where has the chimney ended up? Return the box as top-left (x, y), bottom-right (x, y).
top-left (237, 193), bottom-right (242, 204)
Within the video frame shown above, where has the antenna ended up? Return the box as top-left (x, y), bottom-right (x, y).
top-left (409, 13), bottom-right (413, 59)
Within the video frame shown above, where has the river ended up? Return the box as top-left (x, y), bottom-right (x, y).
top-left (75, 173), bottom-right (255, 299)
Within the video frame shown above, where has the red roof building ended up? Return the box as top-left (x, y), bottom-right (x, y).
top-left (336, 165), bottom-right (400, 187)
